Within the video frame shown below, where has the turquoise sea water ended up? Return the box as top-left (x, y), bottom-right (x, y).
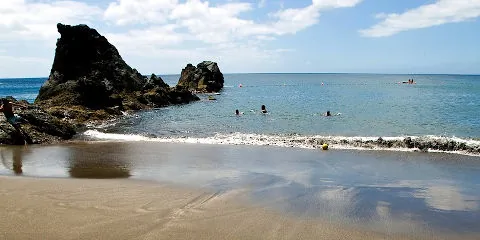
top-left (135, 73), bottom-right (480, 138)
top-left (2, 74), bottom-right (480, 151)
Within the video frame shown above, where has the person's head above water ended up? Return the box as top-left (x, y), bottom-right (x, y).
top-left (326, 111), bottom-right (331, 116)
top-left (261, 105), bottom-right (267, 113)
top-left (235, 109), bottom-right (239, 115)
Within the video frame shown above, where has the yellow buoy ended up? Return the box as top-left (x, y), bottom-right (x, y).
top-left (322, 143), bottom-right (329, 150)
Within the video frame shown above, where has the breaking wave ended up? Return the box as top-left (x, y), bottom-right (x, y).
top-left (81, 130), bottom-right (480, 156)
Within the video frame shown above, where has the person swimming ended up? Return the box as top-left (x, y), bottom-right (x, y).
top-left (261, 105), bottom-right (267, 114)
top-left (324, 111), bottom-right (331, 117)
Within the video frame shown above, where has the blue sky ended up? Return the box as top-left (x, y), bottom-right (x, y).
top-left (0, 0), bottom-right (479, 78)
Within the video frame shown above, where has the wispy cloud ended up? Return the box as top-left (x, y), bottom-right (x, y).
top-left (360, 0), bottom-right (480, 37)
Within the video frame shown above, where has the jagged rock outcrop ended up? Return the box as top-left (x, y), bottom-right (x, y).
top-left (36, 23), bottom-right (146, 109)
top-left (0, 97), bottom-right (76, 145)
top-left (177, 61), bottom-right (224, 93)
top-left (35, 23), bottom-right (198, 123)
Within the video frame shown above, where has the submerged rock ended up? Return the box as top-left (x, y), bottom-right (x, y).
top-left (177, 61), bottom-right (224, 93)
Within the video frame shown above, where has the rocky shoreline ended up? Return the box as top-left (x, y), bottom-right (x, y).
top-left (309, 136), bottom-right (480, 154)
top-left (0, 97), bottom-right (76, 145)
top-left (238, 135), bottom-right (480, 154)
top-left (177, 133), bottom-right (480, 155)
top-left (1, 23), bottom-right (224, 145)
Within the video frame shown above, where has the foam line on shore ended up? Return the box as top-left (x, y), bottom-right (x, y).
top-left (82, 130), bottom-right (480, 156)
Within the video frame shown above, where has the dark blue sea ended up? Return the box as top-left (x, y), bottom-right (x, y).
top-left (0, 77), bottom-right (44, 103)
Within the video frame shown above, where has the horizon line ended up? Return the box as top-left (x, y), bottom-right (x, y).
top-left (1, 72), bottom-right (480, 79)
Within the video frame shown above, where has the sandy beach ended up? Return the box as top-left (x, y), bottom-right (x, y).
top-left (1, 142), bottom-right (480, 239)
top-left (0, 176), bottom-right (421, 240)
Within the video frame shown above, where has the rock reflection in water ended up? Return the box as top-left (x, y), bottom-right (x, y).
top-left (67, 143), bottom-right (132, 179)
top-left (11, 147), bottom-right (23, 175)
top-left (0, 146), bottom-right (31, 175)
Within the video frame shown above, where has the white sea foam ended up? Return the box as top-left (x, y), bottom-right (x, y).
top-left (81, 130), bottom-right (480, 156)
top-left (83, 130), bottom-right (150, 141)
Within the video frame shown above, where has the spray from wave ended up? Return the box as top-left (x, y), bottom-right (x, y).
top-left (81, 130), bottom-right (480, 156)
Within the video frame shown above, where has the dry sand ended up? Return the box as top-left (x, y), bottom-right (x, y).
top-left (0, 176), bottom-right (473, 240)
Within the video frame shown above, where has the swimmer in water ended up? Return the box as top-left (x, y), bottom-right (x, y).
top-left (261, 105), bottom-right (267, 114)
top-left (323, 111), bottom-right (341, 116)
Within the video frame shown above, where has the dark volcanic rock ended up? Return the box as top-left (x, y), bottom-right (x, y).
top-left (403, 137), bottom-right (414, 148)
top-left (1, 97), bottom-right (76, 145)
top-left (144, 74), bottom-right (169, 90)
top-left (36, 23), bottom-right (146, 109)
top-left (34, 23), bottom-right (199, 123)
top-left (177, 61), bottom-right (224, 93)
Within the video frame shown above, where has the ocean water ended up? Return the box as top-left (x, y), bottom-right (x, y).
top-left (2, 74), bottom-right (480, 153)
top-left (0, 77), bottom-right (44, 103)
top-left (2, 74), bottom-right (480, 236)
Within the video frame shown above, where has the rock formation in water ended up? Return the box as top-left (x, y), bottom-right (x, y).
top-left (1, 23), bottom-right (206, 145)
top-left (35, 23), bottom-right (146, 109)
top-left (177, 61), bottom-right (224, 93)
top-left (35, 23), bottom-right (199, 123)
top-left (0, 97), bottom-right (76, 145)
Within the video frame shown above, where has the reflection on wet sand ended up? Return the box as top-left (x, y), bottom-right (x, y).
top-left (0, 146), bottom-right (30, 175)
top-left (1, 142), bottom-right (480, 237)
top-left (67, 143), bottom-right (132, 179)
top-left (12, 147), bottom-right (23, 175)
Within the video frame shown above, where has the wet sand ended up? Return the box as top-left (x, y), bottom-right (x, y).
top-left (0, 176), bottom-right (423, 240)
top-left (1, 142), bottom-right (480, 239)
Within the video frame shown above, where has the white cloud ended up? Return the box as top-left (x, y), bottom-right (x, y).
top-left (360, 0), bottom-right (480, 37)
top-left (105, 25), bottom-right (187, 50)
top-left (0, 0), bottom-right (102, 41)
top-left (312, 0), bottom-right (361, 8)
top-left (170, 1), bottom-right (255, 43)
top-left (104, 0), bottom-right (178, 25)
top-left (104, 0), bottom-right (362, 43)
